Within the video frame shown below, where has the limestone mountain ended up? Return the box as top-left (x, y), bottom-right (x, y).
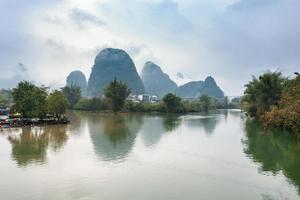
top-left (66, 70), bottom-right (87, 95)
top-left (175, 76), bottom-right (224, 99)
top-left (87, 48), bottom-right (144, 96)
top-left (141, 62), bottom-right (177, 97)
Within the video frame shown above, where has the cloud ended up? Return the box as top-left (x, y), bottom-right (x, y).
top-left (209, 0), bottom-right (300, 72)
top-left (98, 0), bottom-right (193, 39)
top-left (70, 8), bottom-right (106, 27)
top-left (0, 0), bottom-right (300, 95)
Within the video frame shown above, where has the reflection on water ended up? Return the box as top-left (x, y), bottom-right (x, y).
top-left (243, 120), bottom-right (300, 193)
top-left (87, 114), bottom-right (143, 162)
top-left (140, 115), bottom-right (165, 147)
top-left (7, 125), bottom-right (68, 166)
top-left (0, 110), bottom-right (300, 199)
top-left (183, 112), bottom-right (220, 134)
top-left (162, 114), bottom-right (181, 132)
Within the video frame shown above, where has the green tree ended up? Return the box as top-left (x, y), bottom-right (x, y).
top-left (199, 94), bottom-right (211, 112)
top-left (104, 79), bottom-right (131, 112)
top-left (62, 85), bottom-right (81, 109)
top-left (162, 93), bottom-right (182, 113)
top-left (263, 74), bottom-right (300, 135)
top-left (74, 97), bottom-right (103, 111)
top-left (224, 96), bottom-right (229, 108)
top-left (47, 90), bottom-right (69, 117)
top-left (12, 81), bottom-right (48, 118)
top-left (243, 72), bottom-right (285, 117)
top-left (0, 89), bottom-right (13, 108)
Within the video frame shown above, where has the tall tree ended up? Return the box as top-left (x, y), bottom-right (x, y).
top-left (263, 74), bottom-right (300, 135)
top-left (0, 89), bottom-right (13, 108)
top-left (47, 90), bottom-right (69, 117)
top-left (199, 95), bottom-right (211, 112)
top-left (243, 72), bottom-right (285, 117)
top-left (12, 81), bottom-right (48, 118)
top-left (104, 79), bottom-right (131, 112)
top-left (62, 85), bottom-right (81, 109)
top-left (162, 93), bottom-right (182, 113)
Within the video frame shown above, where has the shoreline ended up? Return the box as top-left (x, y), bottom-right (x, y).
top-left (0, 118), bottom-right (70, 129)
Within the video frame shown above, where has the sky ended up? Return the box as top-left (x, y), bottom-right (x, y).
top-left (0, 0), bottom-right (299, 95)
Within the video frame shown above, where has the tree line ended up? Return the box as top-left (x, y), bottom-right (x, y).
top-left (73, 79), bottom-right (230, 113)
top-left (0, 78), bottom-right (234, 118)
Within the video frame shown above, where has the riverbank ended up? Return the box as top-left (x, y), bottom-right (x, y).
top-left (0, 117), bottom-right (70, 129)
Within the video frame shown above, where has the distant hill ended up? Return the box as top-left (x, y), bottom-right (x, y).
top-left (141, 61), bottom-right (177, 98)
top-left (66, 70), bottom-right (87, 95)
top-left (87, 48), bottom-right (144, 97)
top-left (175, 76), bottom-right (224, 99)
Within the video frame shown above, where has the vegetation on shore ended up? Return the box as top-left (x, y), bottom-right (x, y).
top-left (242, 72), bottom-right (300, 136)
top-left (1, 81), bottom-right (69, 122)
top-left (74, 80), bottom-right (229, 113)
top-left (1, 79), bottom-right (231, 117)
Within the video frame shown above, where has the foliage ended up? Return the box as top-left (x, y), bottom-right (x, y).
top-left (125, 101), bottom-right (164, 112)
top-left (62, 85), bottom-right (82, 109)
top-left (263, 75), bottom-right (300, 135)
top-left (224, 96), bottom-right (229, 108)
top-left (74, 97), bottom-right (106, 111)
top-left (104, 79), bottom-right (131, 112)
top-left (243, 72), bottom-right (286, 117)
top-left (199, 95), bottom-right (212, 112)
top-left (47, 90), bottom-right (69, 117)
top-left (0, 89), bottom-right (13, 108)
top-left (12, 81), bottom-right (48, 118)
top-left (162, 93), bottom-right (183, 113)
top-left (229, 97), bottom-right (242, 109)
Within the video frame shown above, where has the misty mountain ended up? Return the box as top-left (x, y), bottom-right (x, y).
top-left (87, 48), bottom-right (144, 97)
top-left (66, 70), bottom-right (88, 95)
top-left (175, 76), bottom-right (224, 99)
top-left (141, 61), bottom-right (177, 97)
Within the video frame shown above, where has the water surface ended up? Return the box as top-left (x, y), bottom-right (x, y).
top-left (0, 110), bottom-right (299, 200)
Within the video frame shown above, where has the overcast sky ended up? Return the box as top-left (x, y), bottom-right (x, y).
top-left (0, 0), bottom-right (299, 95)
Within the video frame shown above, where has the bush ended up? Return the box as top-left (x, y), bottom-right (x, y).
top-left (263, 75), bottom-right (300, 135)
top-left (74, 97), bottom-right (104, 111)
top-left (104, 79), bottom-right (130, 112)
top-left (162, 93), bottom-right (183, 113)
top-left (12, 81), bottom-right (48, 118)
top-left (47, 90), bottom-right (69, 117)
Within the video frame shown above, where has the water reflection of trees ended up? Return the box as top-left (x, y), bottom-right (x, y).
top-left (185, 114), bottom-right (219, 134)
top-left (88, 114), bottom-right (143, 162)
top-left (243, 120), bottom-right (300, 193)
top-left (8, 125), bottom-right (68, 167)
top-left (66, 111), bottom-right (87, 136)
top-left (162, 114), bottom-right (181, 132)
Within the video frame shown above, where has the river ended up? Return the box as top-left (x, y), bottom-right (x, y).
top-left (0, 110), bottom-right (299, 200)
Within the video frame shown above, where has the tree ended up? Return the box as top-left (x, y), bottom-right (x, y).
top-left (74, 97), bottom-right (103, 111)
top-left (199, 94), bottom-right (211, 112)
top-left (104, 79), bottom-right (131, 112)
top-left (263, 74), bottom-right (300, 135)
top-left (243, 72), bottom-right (285, 117)
top-left (62, 85), bottom-right (81, 109)
top-left (0, 89), bottom-right (13, 108)
top-left (47, 90), bottom-right (69, 117)
top-left (224, 96), bottom-right (229, 108)
top-left (162, 93), bottom-right (182, 113)
top-left (12, 81), bottom-right (48, 118)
